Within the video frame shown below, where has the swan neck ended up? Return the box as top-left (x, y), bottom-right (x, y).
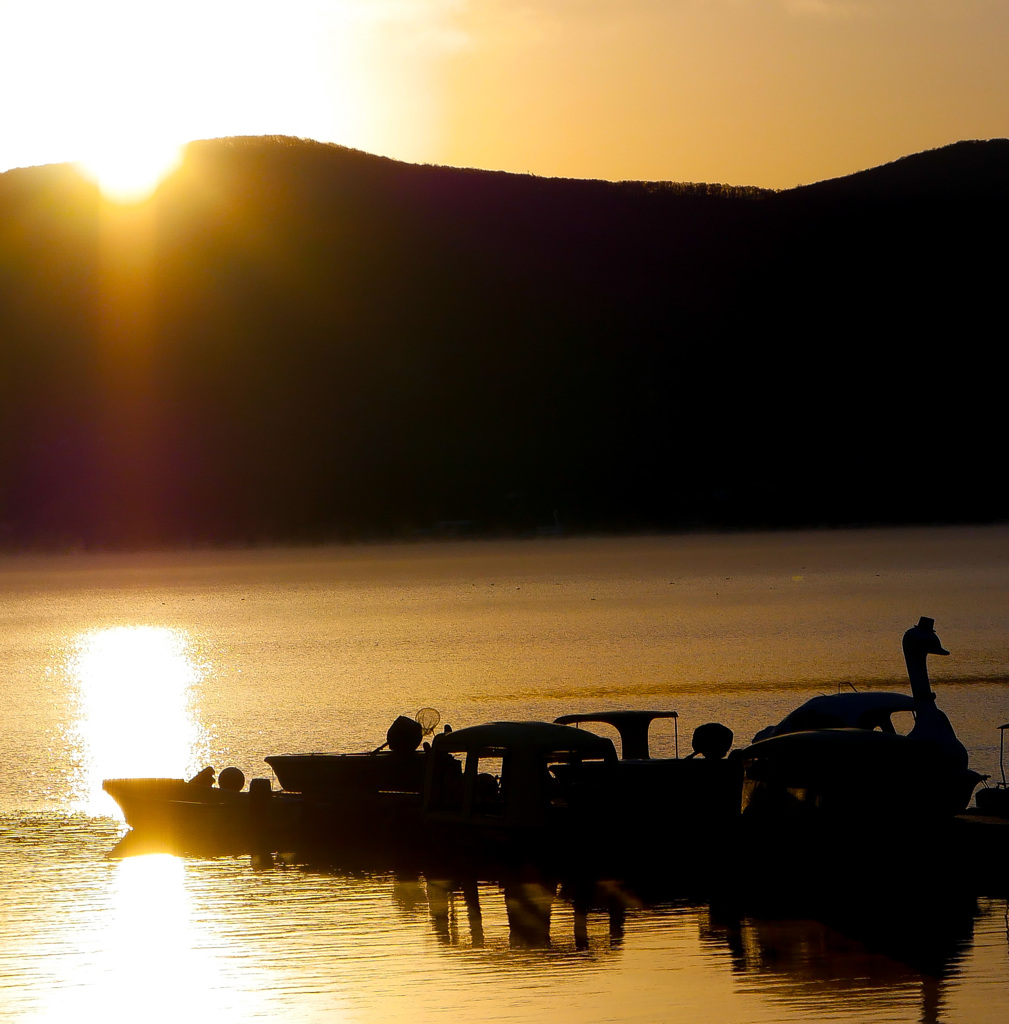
top-left (904, 644), bottom-right (934, 705)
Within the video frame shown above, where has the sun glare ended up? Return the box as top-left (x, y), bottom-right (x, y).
top-left (67, 625), bottom-right (208, 814)
top-left (77, 138), bottom-right (185, 203)
top-left (0, 2), bottom-right (452, 194)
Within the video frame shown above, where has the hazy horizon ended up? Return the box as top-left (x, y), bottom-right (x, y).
top-left (2, 3), bottom-right (1008, 195)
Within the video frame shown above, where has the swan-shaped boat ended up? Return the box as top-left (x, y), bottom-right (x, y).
top-left (740, 617), bottom-right (983, 821)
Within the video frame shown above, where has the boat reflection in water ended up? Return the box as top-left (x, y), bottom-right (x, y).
top-left (11, 811), bottom-right (1002, 1024)
top-left (363, 863), bottom-right (990, 1024)
top-left (700, 899), bottom-right (980, 1024)
top-left (412, 868), bottom-right (987, 1024)
top-left (421, 875), bottom-right (634, 951)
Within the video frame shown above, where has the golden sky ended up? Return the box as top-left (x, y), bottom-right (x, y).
top-left (1, 0), bottom-right (1007, 193)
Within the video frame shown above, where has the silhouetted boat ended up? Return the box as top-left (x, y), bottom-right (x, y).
top-left (105, 706), bottom-right (739, 870)
top-left (104, 619), bottom-right (1009, 892)
top-left (262, 710), bottom-right (445, 858)
top-left (421, 713), bottom-right (742, 877)
top-left (553, 709), bottom-right (742, 842)
top-left (105, 713), bottom-right (443, 861)
top-left (422, 720), bottom-right (621, 869)
top-left (554, 709), bottom-right (682, 759)
top-left (266, 709), bottom-right (441, 797)
top-left (104, 771), bottom-right (292, 857)
top-left (728, 618), bottom-right (1004, 908)
top-left (740, 618), bottom-right (984, 823)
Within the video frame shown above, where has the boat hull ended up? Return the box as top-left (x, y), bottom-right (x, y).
top-left (103, 778), bottom-right (299, 857)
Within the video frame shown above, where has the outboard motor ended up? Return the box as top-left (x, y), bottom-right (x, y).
top-left (386, 715), bottom-right (424, 753)
top-left (218, 766), bottom-right (246, 791)
top-left (689, 722), bottom-right (734, 759)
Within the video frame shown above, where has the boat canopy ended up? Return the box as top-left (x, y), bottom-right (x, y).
top-left (433, 721), bottom-right (617, 760)
top-left (554, 710), bottom-right (679, 760)
top-left (756, 692), bottom-right (915, 742)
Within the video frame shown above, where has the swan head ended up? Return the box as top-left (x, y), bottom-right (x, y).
top-left (902, 617), bottom-right (969, 772)
top-left (902, 616), bottom-right (950, 661)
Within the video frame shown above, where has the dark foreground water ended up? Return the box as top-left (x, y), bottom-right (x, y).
top-left (2, 528), bottom-right (1009, 1022)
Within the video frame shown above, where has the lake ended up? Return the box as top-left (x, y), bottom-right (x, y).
top-left (2, 527), bottom-right (1008, 1022)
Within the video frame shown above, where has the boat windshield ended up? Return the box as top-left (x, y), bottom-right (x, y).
top-left (887, 710), bottom-right (915, 736)
top-left (545, 752), bottom-right (612, 808)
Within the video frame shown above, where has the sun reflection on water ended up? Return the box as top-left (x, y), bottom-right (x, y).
top-left (67, 626), bottom-right (209, 814)
top-left (99, 855), bottom-right (239, 1021)
top-left (27, 853), bottom-right (264, 1024)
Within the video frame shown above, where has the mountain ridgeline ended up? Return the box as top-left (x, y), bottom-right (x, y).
top-left (1, 136), bottom-right (1006, 547)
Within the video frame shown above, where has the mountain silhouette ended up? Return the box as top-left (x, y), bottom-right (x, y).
top-left (0, 136), bottom-right (1005, 547)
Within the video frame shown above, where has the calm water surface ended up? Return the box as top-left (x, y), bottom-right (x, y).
top-left (2, 528), bottom-right (1009, 1022)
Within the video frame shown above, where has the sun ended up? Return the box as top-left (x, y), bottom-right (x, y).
top-left (77, 137), bottom-right (185, 204)
top-left (1, 2), bottom-right (449, 200)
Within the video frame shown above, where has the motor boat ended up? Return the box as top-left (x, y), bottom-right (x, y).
top-left (266, 709), bottom-right (441, 797)
top-left (553, 709), bottom-right (742, 837)
top-left (103, 768), bottom-right (293, 857)
top-left (263, 710), bottom-right (444, 857)
top-left (422, 712), bottom-right (743, 878)
top-left (104, 711), bottom-right (443, 860)
top-left (422, 719), bottom-right (620, 869)
top-left (554, 710), bottom-right (682, 760)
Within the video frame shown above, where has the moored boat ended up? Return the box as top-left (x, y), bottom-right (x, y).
top-left (104, 770), bottom-right (293, 857)
top-left (266, 709), bottom-right (440, 797)
top-left (422, 720), bottom-right (620, 870)
top-left (104, 712), bottom-right (444, 862)
top-left (421, 712), bottom-right (743, 879)
top-left (553, 709), bottom-right (743, 840)
top-left (728, 617), bottom-right (997, 910)
top-left (103, 617), bottom-right (1007, 892)
top-left (740, 617), bottom-right (984, 824)
top-left (750, 690), bottom-right (917, 743)
top-left (263, 710), bottom-right (442, 859)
